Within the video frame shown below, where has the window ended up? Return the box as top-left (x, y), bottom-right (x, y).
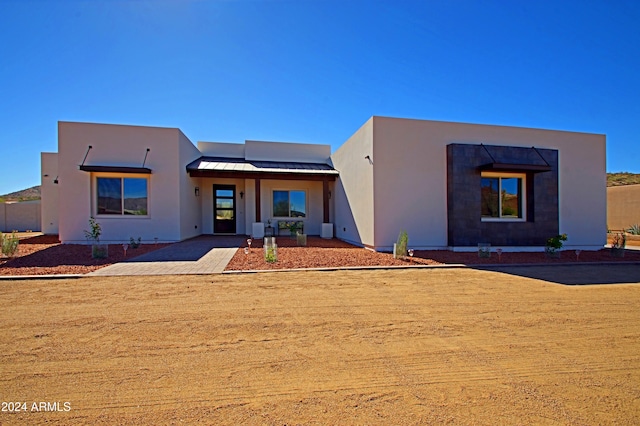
top-left (273, 190), bottom-right (306, 218)
top-left (481, 173), bottom-right (525, 220)
top-left (97, 177), bottom-right (148, 215)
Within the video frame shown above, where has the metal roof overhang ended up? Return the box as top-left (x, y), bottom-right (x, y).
top-left (186, 157), bottom-right (338, 181)
top-left (478, 163), bottom-right (552, 173)
top-left (79, 165), bottom-right (152, 174)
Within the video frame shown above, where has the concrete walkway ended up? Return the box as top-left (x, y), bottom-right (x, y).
top-left (88, 235), bottom-right (245, 276)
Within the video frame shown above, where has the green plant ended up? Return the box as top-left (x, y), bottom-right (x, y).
top-left (83, 217), bottom-right (102, 242)
top-left (611, 232), bottom-right (626, 249)
top-left (478, 243), bottom-right (491, 258)
top-left (265, 246), bottom-right (277, 263)
top-left (626, 224), bottom-right (640, 235)
top-left (0, 231), bottom-right (20, 257)
top-left (286, 221), bottom-right (301, 234)
top-left (129, 237), bottom-right (141, 248)
top-left (395, 230), bottom-right (408, 258)
top-left (545, 233), bottom-right (567, 254)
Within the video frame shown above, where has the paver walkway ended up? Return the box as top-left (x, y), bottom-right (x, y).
top-left (88, 235), bottom-right (245, 276)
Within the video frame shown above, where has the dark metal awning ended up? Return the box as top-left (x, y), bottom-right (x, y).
top-left (79, 165), bottom-right (152, 174)
top-left (186, 156), bottom-right (338, 181)
top-left (478, 144), bottom-right (552, 173)
top-left (478, 163), bottom-right (551, 173)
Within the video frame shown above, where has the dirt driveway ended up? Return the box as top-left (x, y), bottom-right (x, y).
top-left (1, 266), bottom-right (639, 424)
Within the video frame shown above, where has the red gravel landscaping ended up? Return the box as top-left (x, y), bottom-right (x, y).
top-left (0, 235), bottom-right (170, 276)
top-left (1, 234), bottom-right (639, 276)
top-left (224, 236), bottom-right (640, 271)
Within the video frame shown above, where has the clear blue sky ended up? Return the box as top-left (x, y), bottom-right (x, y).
top-left (1, 0), bottom-right (638, 195)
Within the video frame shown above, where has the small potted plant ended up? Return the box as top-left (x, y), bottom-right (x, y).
top-left (611, 232), bottom-right (626, 258)
top-left (287, 221), bottom-right (301, 239)
top-left (478, 243), bottom-right (491, 258)
top-left (545, 233), bottom-right (567, 258)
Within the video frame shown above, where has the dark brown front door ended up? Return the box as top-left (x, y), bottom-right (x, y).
top-left (214, 185), bottom-right (236, 234)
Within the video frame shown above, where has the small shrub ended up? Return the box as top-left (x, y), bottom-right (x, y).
top-left (626, 224), bottom-right (640, 235)
top-left (129, 237), bottom-right (141, 248)
top-left (83, 217), bottom-right (102, 243)
top-left (478, 243), bottom-right (491, 258)
top-left (545, 233), bottom-right (567, 255)
top-left (265, 246), bottom-right (278, 263)
top-left (1, 231), bottom-right (20, 257)
top-left (395, 230), bottom-right (408, 258)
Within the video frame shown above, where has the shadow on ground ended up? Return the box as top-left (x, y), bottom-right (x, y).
top-left (478, 263), bottom-right (640, 285)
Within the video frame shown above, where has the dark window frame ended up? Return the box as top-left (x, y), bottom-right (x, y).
top-left (272, 190), bottom-right (307, 218)
top-left (96, 176), bottom-right (149, 216)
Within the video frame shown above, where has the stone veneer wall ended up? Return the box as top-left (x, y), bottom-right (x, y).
top-left (447, 144), bottom-right (558, 247)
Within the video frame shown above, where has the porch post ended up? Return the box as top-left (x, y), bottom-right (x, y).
top-left (255, 178), bottom-right (261, 222)
top-left (322, 178), bottom-right (329, 223)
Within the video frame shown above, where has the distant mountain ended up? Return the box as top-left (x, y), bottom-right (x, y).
top-left (0, 185), bottom-right (41, 202)
top-left (607, 173), bottom-right (640, 187)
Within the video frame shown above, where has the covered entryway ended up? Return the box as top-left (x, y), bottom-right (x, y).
top-left (213, 184), bottom-right (236, 234)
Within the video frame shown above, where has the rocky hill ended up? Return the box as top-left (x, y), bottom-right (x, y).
top-left (0, 185), bottom-right (41, 202)
top-left (607, 172), bottom-right (640, 187)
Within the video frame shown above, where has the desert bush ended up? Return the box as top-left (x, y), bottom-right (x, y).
top-left (83, 217), bottom-right (102, 243)
top-left (545, 233), bottom-right (567, 255)
top-left (1, 231), bottom-right (20, 257)
top-left (626, 224), bottom-right (640, 235)
top-left (395, 230), bottom-right (408, 258)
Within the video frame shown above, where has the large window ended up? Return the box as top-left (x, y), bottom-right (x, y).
top-left (481, 173), bottom-right (525, 220)
top-left (273, 190), bottom-right (306, 218)
top-left (97, 177), bottom-right (148, 215)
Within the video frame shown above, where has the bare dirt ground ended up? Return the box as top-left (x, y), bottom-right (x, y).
top-left (2, 234), bottom-right (639, 275)
top-left (1, 267), bottom-right (639, 424)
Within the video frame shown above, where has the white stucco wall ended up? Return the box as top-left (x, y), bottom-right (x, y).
top-left (178, 130), bottom-right (203, 240)
top-left (1, 201), bottom-right (41, 232)
top-left (370, 117), bottom-right (606, 250)
top-left (197, 141), bottom-right (245, 158)
top-left (331, 118), bottom-right (375, 247)
top-left (245, 140), bottom-right (331, 163)
top-left (57, 122), bottom-right (190, 243)
top-left (40, 152), bottom-right (59, 234)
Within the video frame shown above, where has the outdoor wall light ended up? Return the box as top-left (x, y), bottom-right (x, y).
top-left (194, 187), bottom-right (200, 197)
top-left (240, 191), bottom-right (244, 199)
top-left (365, 155), bottom-right (373, 164)
top-left (53, 176), bottom-right (59, 184)
top-left (328, 190), bottom-right (332, 199)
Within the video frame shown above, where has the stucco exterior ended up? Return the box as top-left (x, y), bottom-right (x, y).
top-left (332, 116), bottom-right (606, 251)
top-left (40, 152), bottom-right (59, 234)
top-left (607, 184), bottom-right (640, 231)
top-left (1, 201), bottom-right (41, 232)
top-left (48, 122), bottom-right (336, 244)
top-left (56, 122), bottom-right (196, 243)
top-left (43, 117), bottom-right (606, 250)
top-left (332, 117), bottom-right (375, 247)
